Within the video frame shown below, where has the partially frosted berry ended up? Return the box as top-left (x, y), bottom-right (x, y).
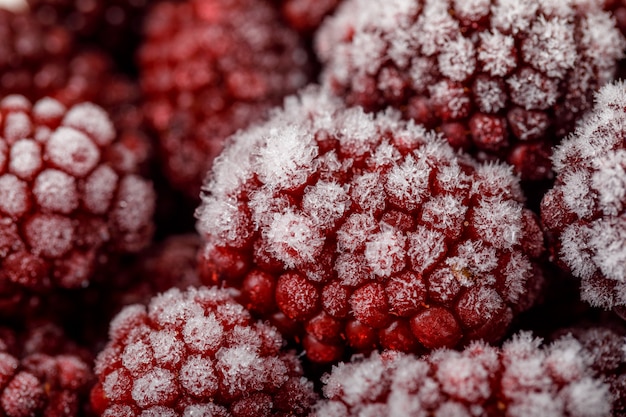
top-left (311, 330), bottom-right (620, 417)
top-left (0, 95), bottom-right (155, 296)
top-left (0, 321), bottom-right (93, 417)
top-left (315, 0), bottom-right (625, 180)
top-left (541, 81), bottom-right (626, 312)
top-left (139, 0), bottom-right (311, 199)
top-left (196, 86), bottom-right (545, 362)
top-left (91, 286), bottom-right (317, 416)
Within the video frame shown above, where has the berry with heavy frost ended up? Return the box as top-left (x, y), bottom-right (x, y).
top-left (311, 330), bottom-right (620, 417)
top-left (0, 95), bottom-right (155, 296)
top-left (139, 0), bottom-right (311, 199)
top-left (315, 0), bottom-right (625, 180)
top-left (91, 286), bottom-right (317, 416)
top-left (541, 81), bottom-right (626, 313)
top-left (196, 86), bottom-right (545, 363)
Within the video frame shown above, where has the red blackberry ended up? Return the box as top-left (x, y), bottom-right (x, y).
top-left (196, 86), bottom-right (545, 363)
top-left (314, 0), bottom-right (625, 180)
top-left (541, 80), bottom-right (626, 313)
top-left (0, 321), bottom-right (93, 417)
top-left (138, 0), bottom-right (312, 199)
top-left (0, 95), bottom-right (155, 297)
top-left (91, 286), bottom-right (317, 416)
top-left (311, 330), bottom-right (620, 417)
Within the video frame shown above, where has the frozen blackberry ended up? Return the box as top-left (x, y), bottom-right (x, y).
top-left (0, 95), bottom-right (155, 296)
top-left (541, 81), bottom-right (626, 314)
top-left (139, 0), bottom-right (311, 199)
top-left (196, 86), bottom-right (545, 363)
top-left (0, 321), bottom-right (93, 417)
top-left (91, 286), bottom-right (317, 416)
top-left (311, 330), bottom-right (621, 417)
top-left (315, 0), bottom-right (625, 180)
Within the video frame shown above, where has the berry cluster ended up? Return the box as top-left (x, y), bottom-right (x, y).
top-left (0, 0), bottom-right (624, 416)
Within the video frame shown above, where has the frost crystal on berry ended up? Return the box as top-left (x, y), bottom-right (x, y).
top-left (541, 80), bottom-right (626, 311)
top-left (91, 287), bottom-right (317, 416)
top-left (196, 86), bottom-right (544, 362)
top-left (315, 0), bottom-right (625, 180)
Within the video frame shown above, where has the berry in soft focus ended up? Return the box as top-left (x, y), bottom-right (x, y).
top-left (315, 0), bottom-right (625, 180)
top-left (91, 286), bottom-right (317, 416)
top-left (26, 0), bottom-right (148, 69)
top-left (277, 0), bottom-right (342, 32)
top-left (310, 329), bottom-right (622, 417)
top-left (139, 0), bottom-right (312, 199)
top-left (0, 321), bottom-right (93, 417)
top-left (541, 80), bottom-right (626, 313)
top-left (0, 95), bottom-right (155, 299)
top-left (196, 86), bottom-right (545, 363)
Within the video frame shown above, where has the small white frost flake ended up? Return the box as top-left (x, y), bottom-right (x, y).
top-left (302, 181), bottom-right (351, 231)
top-left (522, 17), bottom-right (576, 79)
top-left (385, 154), bottom-right (431, 211)
top-left (507, 67), bottom-right (559, 111)
top-left (470, 198), bottom-right (522, 249)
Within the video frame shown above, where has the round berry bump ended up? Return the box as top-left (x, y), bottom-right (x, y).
top-left (311, 330), bottom-right (621, 417)
top-left (277, 0), bottom-right (343, 32)
top-left (138, 0), bottom-right (312, 199)
top-left (0, 95), bottom-right (155, 295)
top-left (315, 0), bottom-right (626, 180)
top-left (196, 86), bottom-right (545, 362)
top-left (92, 286), bottom-right (317, 416)
top-left (541, 80), bottom-right (626, 312)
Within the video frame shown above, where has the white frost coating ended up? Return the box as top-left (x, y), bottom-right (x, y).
top-left (9, 139), bottom-right (42, 180)
top-left (322, 354), bottom-right (390, 407)
top-left (32, 97), bottom-right (66, 122)
top-left (83, 165), bottom-right (119, 215)
top-left (592, 150), bottom-right (626, 216)
top-left (196, 195), bottom-right (252, 248)
top-left (46, 127), bottom-right (100, 177)
top-left (122, 339), bottom-right (153, 375)
top-left (579, 12), bottom-right (626, 77)
top-left (561, 170), bottom-right (595, 218)
top-left (563, 378), bottom-right (612, 417)
top-left (255, 124), bottom-right (319, 191)
top-left (436, 355), bottom-right (491, 402)
top-left (3, 111), bottom-right (31, 144)
top-left (507, 68), bottom-right (558, 111)
top-left (336, 213), bottom-right (378, 253)
top-left (216, 346), bottom-right (287, 397)
top-left (470, 198), bottom-right (522, 249)
top-left (415, 0), bottom-right (459, 56)
top-left (179, 355), bottom-right (219, 397)
top-left (428, 81), bottom-right (471, 119)
top-left (453, 0), bottom-right (490, 22)
top-left (590, 218), bottom-right (626, 281)
top-left (150, 329), bottom-right (184, 368)
top-left (473, 76), bottom-right (507, 113)
top-left (522, 17), bottom-right (576, 78)
top-left (148, 288), bottom-right (205, 329)
top-left (437, 36), bottom-right (475, 82)
top-left (560, 224), bottom-right (595, 281)
top-left (264, 210), bottom-right (325, 268)
top-left (490, 0), bottom-right (538, 34)
top-left (62, 103), bottom-right (116, 146)
top-left (302, 181), bottom-right (351, 231)
top-left (446, 240), bottom-right (498, 284)
top-left (24, 214), bottom-right (74, 258)
top-left (477, 31), bottom-right (517, 77)
top-left (33, 169), bottom-right (79, 214)
top-left (421, 194), bottom-right (467, 236)
top-left (364, 224), bottom-right (406, 277)
top-left (502, 252), bottom-right (532, 303)
top-left (182, 404), bottom-right (229, 417)
top-left (385, 154), bottom-right (431, 211)
top-left (335, 108), bottom-right (380, 159)
top-left (111, 175), bottom-right (154, 232)
top-left (0, 174), bottom-right (28, 218)
top-left (407, 226), bottom-right (447, 275)
top-left (139, 406), bottom-right (177, 417)
top-left (182, 313), bottom-right (224, 354)
top-left (131, 367), bottom-right (178, 408)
